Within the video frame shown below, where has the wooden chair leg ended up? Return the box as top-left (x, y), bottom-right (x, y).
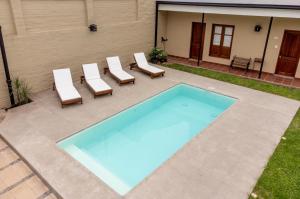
top-left (246, 64), bottom-right (250, 73)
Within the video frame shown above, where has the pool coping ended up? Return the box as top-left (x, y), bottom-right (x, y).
top-left (56, 83), bottom-right (238, 196)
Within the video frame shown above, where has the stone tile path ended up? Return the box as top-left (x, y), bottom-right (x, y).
top-left (0, 137), bottom-right (59, 199)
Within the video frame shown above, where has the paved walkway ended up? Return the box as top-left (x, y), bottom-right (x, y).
top-left (0, 137), bottom-right (59, 199)
top-left (168, 56), bottom-right (300, 88)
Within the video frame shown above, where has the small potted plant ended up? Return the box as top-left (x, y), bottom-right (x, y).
top-left (12, 77), bottom-right (32, 106)
top-left (158, 50), bottom-right (168, 63)
top-left (149, 47), bottom-right (160, 64)
top-left (149, 48), bottom-right (168, 64)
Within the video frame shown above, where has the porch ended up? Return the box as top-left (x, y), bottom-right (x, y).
top-left (155, 1), bottom-right (300, 80)
top-left (167, 55), bottom-right (300, 88)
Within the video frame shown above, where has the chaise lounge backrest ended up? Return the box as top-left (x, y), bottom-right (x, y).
top-left (106, 56), bottom-right (123, 72)
top-left (53, 68), bottom-right (74, 88)
top-left (134, 52), bottom-right (149, 68)
top-left (82, 63), bottom-right (101, 80)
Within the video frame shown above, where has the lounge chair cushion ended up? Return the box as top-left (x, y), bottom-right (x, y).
top-left (53, 68), bottom-right (81, 102)
top-left (110, 70), bottom-right (134, 81)
top-left (106, 56), bottom-right (134, 80)
top-left (141, 64), bottom-right (164, 74)
top-left (53, 68), bottom-right (74, 88)
top-left (56, 86), bottom-right (81, 101)
top-left (106, 56), bottom-right (123, 72)
top-left (82, 63), bottom-right (112, 92)
top-left (134, 53), bottom-right (164, 73)
top-left (82, 63), bottom-right (101, 80)
top-left (86, 79), bottom-right (111, 92)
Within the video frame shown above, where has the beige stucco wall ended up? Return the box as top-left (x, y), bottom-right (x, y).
top-left (157, 11), bottom-right (168, 49)
top-left (163, 12), bottom-right (199, 58)
top-left (202, 14), bottom-right (269, 68)
top-left (161, 11), bottom-right (300, 78)
top-left (0, 0), bottom-right (155, 108)
top-left (265, 17), bottom-right (300, 76)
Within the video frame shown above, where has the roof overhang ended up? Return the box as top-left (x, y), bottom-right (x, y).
top-left (157, 1), bottom-right (300, 19)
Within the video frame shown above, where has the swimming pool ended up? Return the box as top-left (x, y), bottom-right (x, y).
top-left (58, 84), bottom-right (236, 195)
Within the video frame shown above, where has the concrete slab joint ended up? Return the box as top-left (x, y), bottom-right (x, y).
top-left (9, 0), bottom-right (26, 35)
top-left (85, 0), bottom-right (95, 25)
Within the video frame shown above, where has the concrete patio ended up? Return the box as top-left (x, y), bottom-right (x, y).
top-left (0, 66), bottom-right (299, 199)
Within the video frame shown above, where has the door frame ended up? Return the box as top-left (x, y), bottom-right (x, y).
top-left (189, 22), bottom-right (206, 60)
top-left (275, 30), bottom-right (300, 77)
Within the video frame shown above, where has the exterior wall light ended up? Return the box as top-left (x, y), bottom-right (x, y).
top-left (89, 24), bottom-right (97, 32)
top-left (161, 37), bottom-right (168, 42)
top-left (255, 25), bottom-right (262, 32)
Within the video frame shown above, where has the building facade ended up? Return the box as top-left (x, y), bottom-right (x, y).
top-left (157, 1), bottom-right (300, 79)
top-left (0, 0), bottom-right (156, 108)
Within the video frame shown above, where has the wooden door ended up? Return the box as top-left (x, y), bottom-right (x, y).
top-left (275, 30), bottom-right (300, 77)
top-left (190, 22), bottom-right (206, 60)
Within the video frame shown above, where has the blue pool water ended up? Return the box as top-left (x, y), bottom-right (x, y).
top-left (58, 84), bottom-right (235, 195)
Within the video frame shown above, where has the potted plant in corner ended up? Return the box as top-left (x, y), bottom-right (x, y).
top-left (149, 48), bottom-right (168, 64)
top-left (12, 77), bottom-right (32, 106)
top-left (158, 50), bottom-right (168, 63)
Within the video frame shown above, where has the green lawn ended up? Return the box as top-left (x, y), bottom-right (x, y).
top-left (250, 109), bottom-right (300, 199)
top-left (163, 63), bottom-right (300, 199)
top-left (163, 63), bottom-right (300, 101)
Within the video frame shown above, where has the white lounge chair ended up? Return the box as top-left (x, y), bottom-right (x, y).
top-left (133, 52), bottom-right (165, 78)
top-left (106, 56), bottom-right (135, 85)
top-left (53, 68), bottom-right (82, 107)
top-left (82, 63), bottom-right (113, 97)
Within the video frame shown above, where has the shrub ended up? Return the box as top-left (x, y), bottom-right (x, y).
top-left (149, 48), bottom-right (168, 64)
top-left (12, 77), bottom-right (32, 105)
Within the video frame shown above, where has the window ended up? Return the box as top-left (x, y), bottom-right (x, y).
top-left (209, 24), bottom-right (234, 59)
